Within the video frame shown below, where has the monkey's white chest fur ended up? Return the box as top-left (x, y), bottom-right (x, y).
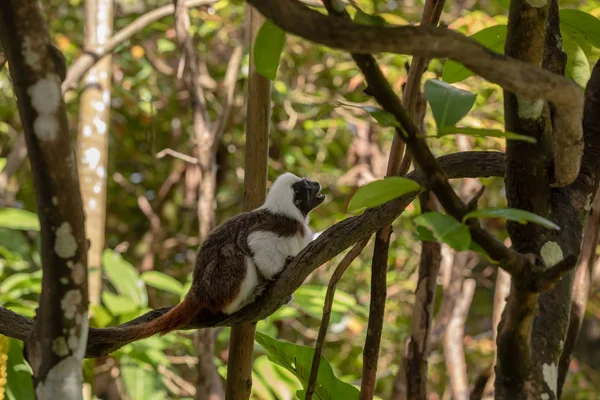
top-left (221, 226), bottom-right (313, 314)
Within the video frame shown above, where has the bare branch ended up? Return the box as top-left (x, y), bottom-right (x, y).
top-left (62, 0), bottom-right (218, 92)
top-left (444, 279), bottom-right (476, 400)
top-left (245, 0), bottom-right (584, 187)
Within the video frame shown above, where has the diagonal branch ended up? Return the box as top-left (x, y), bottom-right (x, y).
top-left (0, 151), bottom-right (506, 358)
top-left (244, 0), bottom-right (584, 186)
top-left (63, 0), bottom-right (218, 92)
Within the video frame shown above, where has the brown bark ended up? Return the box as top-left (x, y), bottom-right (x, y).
top-left (226, 7), bottom-right (270, 400)
top-left (402, 193), bottom-right (441, 400)
top-left (0, 0), bottom-right (88, 397)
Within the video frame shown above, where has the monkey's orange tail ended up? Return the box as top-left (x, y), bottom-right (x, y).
top-left (119, 296), bottom-right (201, 341)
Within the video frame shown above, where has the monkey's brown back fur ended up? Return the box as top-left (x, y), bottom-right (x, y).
top-left (110, 209), bottom-right (304, 340)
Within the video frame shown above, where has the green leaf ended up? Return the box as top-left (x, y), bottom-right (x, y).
top-left (424, 79), bottom-right (476, 128)
top-left (442, 25), bottom-right (507, 83)
top-left (102, 249), bottom-right (147, 307)
top-left (0, 158), bottom-right (6, 172)
top-left (120, 355), bottom-right (167, 400)
top-left (463, 207), bottom-right (560, 230)
top-left (563, 33), bottom-right (591, 88)
top-left (560, 9), bottom-right (600, 49)
top-left (367, 108), bottom-right (402, 129)
top-left (255, 332), bottom-right (360, 400)
top-left (494, 0), bottom-right (509, 9)
top-left (141, 271), bottom-right (184, 296)
top-left (413, 212), bottom-right (472, 251)
top-left (254, 20), bottom-right (286, 80)
top-left (102, 292), bottom-right (140, 316)
top-left (353, 9), bottom-right (387, 26)
top-left (348, 177), bottom-right (423, 212)
top-left (6, 337), bottom-right (34, 400)
top-left (316, 104), bottom-right (335, 121)
top-left (0, 208), bottom-right (40, 231)
top-left (437, 126), bottom-right (537, 143)
top-left (469, 241), bottom-right (495, 263)
top-left (90, 304), bottom-right (113, 328)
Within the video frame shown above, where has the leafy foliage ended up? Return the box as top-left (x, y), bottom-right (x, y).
top-left (424, 79), bottom-right (476, 128)
top-left (348, 177), bottom-right (423, 211)
top-left (255, 331), bottom-right (360, 399)
top-left (463, 208), bottom-right (561, 230)
top-left (254, 20), bottom-right (286, 80)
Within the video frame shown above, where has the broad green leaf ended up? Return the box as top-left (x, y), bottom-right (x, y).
top-left (348, 177), bottom-right (423, 211)
top-left (141, 271), bottom-right (184, 296)
top-left (413, 212), bottom-right (472, 251)
top-left (255, 332), bottom-right (360, 400)
top-left (463, 207), bottom-right (560, 230)
top-left (494, 0), bottom-right (509, 9)
top-left (424, 79), bottom-right (476, 128)
top-left (102, 249), bottom-right (147, 307)
top-left (437, 126), bottom-right (537, 143)
top-left (6, 337), bottom-right (34, 400)
top-left (0, 208), bottom-right (40, 231)
top-left (254, 20), bottom-right (286, 80)
top-left (90, 304), bottom-right (113, 328)
top-left (0, 158), bottom-right (6, 172)
top-left (353, 9), bottom-right (387, 26)
top-left (563, 33), bottom-right (591, 88)
top-left (442, 25), bottom-right (507, 83)
top-left (120, 355), bottom-right (167, 400)
top-left (102, 292), bottom-right (139, 316)
top-left (560, 9), bottom-right (600, 49)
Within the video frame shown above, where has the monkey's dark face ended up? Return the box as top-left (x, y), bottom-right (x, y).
top-left (292, 178), bottom-right (325, 217)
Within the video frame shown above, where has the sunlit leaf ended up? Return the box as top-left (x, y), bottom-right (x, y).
top-left (6, 338), bottom-right (34, 400)
top-left (563, 33), bottom-right (591, 88)
top-left (442, 25), bottom-right (507, 83)
top-left (413, 212), bottom-right (472, 251)
top-left (102, 249), bottom-right (147, 307)
top-left (424, 79), bottom-right (476, 128)
top-left (437, 126), bottom-right (537, 143)
top-left (560, 9), bottom-right (600, 49)
top-left (141, 271), bottom-right (184, 296)
top-left (120, 355), bottom-right (167, 400)
top-left (102, 292), bottom-right (139, 316)
top-left (463, 207), bottom-right (560, 230)
top-left (255, 332), bottom-right (360, 399)
top-left (348, 177), bottom-right (423, 211)
top-left (0, 208), bottom-right (40, 231)
top-left (254, 20), bottom-right (286, 80)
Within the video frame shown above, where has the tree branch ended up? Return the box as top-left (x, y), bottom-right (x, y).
top-left (62, 0), bottom-right (218, 92)
top-left (0, 0), bottom-right (88, 394)
top-left (306, 238), bottom-right (369, 400)
top-left (444, 279), bottom-right (476, 400)
top-left (0, 151), bottom-right (506, 358)
top-left (244, 0), bottom-right (584, 187)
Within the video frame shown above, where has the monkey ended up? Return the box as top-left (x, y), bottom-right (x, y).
top-left (109, 172), bottom-right (325, 341)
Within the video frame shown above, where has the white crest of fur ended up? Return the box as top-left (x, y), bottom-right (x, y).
top-left (260, 172), bottom-right (305, 221)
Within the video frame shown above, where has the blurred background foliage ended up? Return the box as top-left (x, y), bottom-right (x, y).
top-left (0, 0), bottom-right (599, 398)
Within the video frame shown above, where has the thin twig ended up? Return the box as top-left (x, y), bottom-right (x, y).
top-left (305, 238), bottom-right (370, 400)
top-left (156, 148), bottom-right (199, 164)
